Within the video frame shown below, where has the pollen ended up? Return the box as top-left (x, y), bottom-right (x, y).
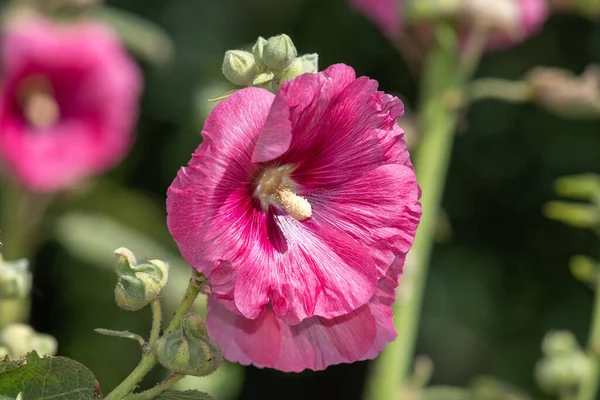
top-left (254, 164), bottom-right (312, 221)
top-left (277, 188), bottom-right (312, 221)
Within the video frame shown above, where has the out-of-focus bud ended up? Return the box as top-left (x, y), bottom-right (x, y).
top-left (114, 248), bottom-right (169, 311)
top-left (555, 174), bottom-right (600, 201)
top-left (570, 255), bottom-right (599, 285)
top-left (301, 53), bottom-right (319, 74)
top-left (0, 324), bottom-right (58, 358)
top-left (252, 37), bottom-right (268, 69)
top-left (527, 65), bottom-right (600, 119)
top-left (542, 330), bottom-right (579, 356)
top-left (543, 201), bottom-right (599, 228)
top-left (155, 313), bottom-right (223, 377)
top-left (263, 34), bottom-right (297, 73)
top-left (0, 255), bottom-right (32, 300)
top-left (222, 50), bottom-right (257, 87)
top-left (536, 330), bottom-right (592, 394)
top-left (461, 0), bottom-right (521, 33)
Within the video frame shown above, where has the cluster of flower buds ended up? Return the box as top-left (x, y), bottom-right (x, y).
top-left (0, 323), bottom-right (57, 358)
top-left (113, 248), bottom-right (169, 311)
top-left (222, 34), bottom-right (319, 92)
top-left (535, 330), bottom-right (592, 394)
top-left (155, 313), bottom-right (223, 377)
top-left (0, 255), bottom-right (32, 300)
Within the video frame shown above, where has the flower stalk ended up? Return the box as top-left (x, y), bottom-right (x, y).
top-left (104, 270), bottom-right (204, 400)
top-left (365, 24), bottom-right (475, 400)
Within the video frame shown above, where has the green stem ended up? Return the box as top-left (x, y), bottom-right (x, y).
top-left (467, 78), bottom-right (533, 105)
top-left (149, 299), bottom-right (162, 347)
top-left (104, 352), bottom-right (158, 400)
top-left (576, 271), bottom-right (600, 400)
top-left (365, 24), bottom-right (464, 400)
top-left (165, 271), bottom-right (205, 335)
top-left (105, 271), bottom-right (204, 400)
top-left (123, 373), bottom-right (184, 400)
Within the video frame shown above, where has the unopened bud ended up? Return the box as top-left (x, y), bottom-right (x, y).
top-left (555, 174), bottom-right (600, 201)
top-left (252, 37), bottom-right (268, 69)
top-left (114, 248), bottom-right (169, 311)
top-left (461, 0), bottom-right (521, 33)
top-left (263, 34), bottom-right (297, 72)
top-left (301, 53), bottom-right (319, 74)
top-left (0, 324), bottom-right (57, 358)
top-left (543, 201), bottom-right (599, 228)
top-left (570, 255), bottom-right (599, 285)
top-left (155, 313), bottom-right (223, 376)
top-left (273, 57), bottom-right (304, 91)
top-left (536, 351), bottom-right (592, 393)
top-left (0, 256), bottom-right (32, 300)
top-left (542, 331), bottom-right (580, 356)
top-left (527, 65), bottom-right (600, 119)
top-left (222, 50), bottom-right (257, 87)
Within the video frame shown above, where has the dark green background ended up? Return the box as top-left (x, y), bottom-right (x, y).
top-left (20, 0), bottom-right (600, 399)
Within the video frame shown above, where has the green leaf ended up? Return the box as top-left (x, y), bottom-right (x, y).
top-left (0, 351), bottom-right (102, 399)
top-left (154, 390), bottom-right (215, 400)
top-left (95, 6), bottom-right (175, 65)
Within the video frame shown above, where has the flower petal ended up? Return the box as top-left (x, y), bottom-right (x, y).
top-left (167, 88), bottom-right (274, 274)
top-left (233, 216), bottom-right (378, 324)
top-left (311, 164), bottom-right (421, 277)
top-left (251, 94), bottom-right (292, 163)
top-left (277, 65), bottom-right (405, 190)
top-left (206, 257), bottom-right (403, 372)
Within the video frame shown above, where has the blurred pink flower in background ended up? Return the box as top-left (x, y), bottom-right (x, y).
top-left (349, 0), bottom-right (548, 51)
top-left (349, 0), bottom-right (402, 38)
top-left (0, 18), bottom-right (142, 192)
top-left (167, 64), bottom-right (421, 371)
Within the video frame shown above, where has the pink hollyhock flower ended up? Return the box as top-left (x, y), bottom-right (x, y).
top-left (349, 0), bottom-right (402, 38)
top-left (0, 18), bottom-right (142, 192)
top-left (167, 64), bottom-right (422, 371)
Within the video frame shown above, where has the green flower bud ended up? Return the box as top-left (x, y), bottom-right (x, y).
top-left (114, 248), bottom-right (169, 311)
top-left (301, 53), bottom-right (319, 74)
top-left (0, 324), bottom-right (58, 358)
top-left (0, 255), bottom-right (32, 300)
top-left (155, 313), bottom-right (223, 377)
top-left (222, 50), bottom-right (257, 87)
top-left (272, 57), bottom-right (304, 91)
top-left (252, 37), bottom-right (268, 69)
top-left (555, 174), bottom-right (600, 201)
top-left (542, 331), bottom-right (579, 356)
top-left (543, 201), bottom-right (599, 228)
top-left (570, 255), bottom-right (598, 285)
top-left (536, 351), bottom-right (592, 394)
top-left (263, 34), bottom-right (297, 72)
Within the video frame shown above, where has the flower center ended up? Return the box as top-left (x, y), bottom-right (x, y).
top-left (254, 165), bottom-right (312, 221)
top-left (17, 75), bottom-right (60, 129)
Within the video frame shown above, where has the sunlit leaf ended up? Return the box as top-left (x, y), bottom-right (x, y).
top-left (0, 351), bottom-right (101, 399)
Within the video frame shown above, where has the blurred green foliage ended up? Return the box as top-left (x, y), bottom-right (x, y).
top-left (3, 0), bottom-right (599, 399)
